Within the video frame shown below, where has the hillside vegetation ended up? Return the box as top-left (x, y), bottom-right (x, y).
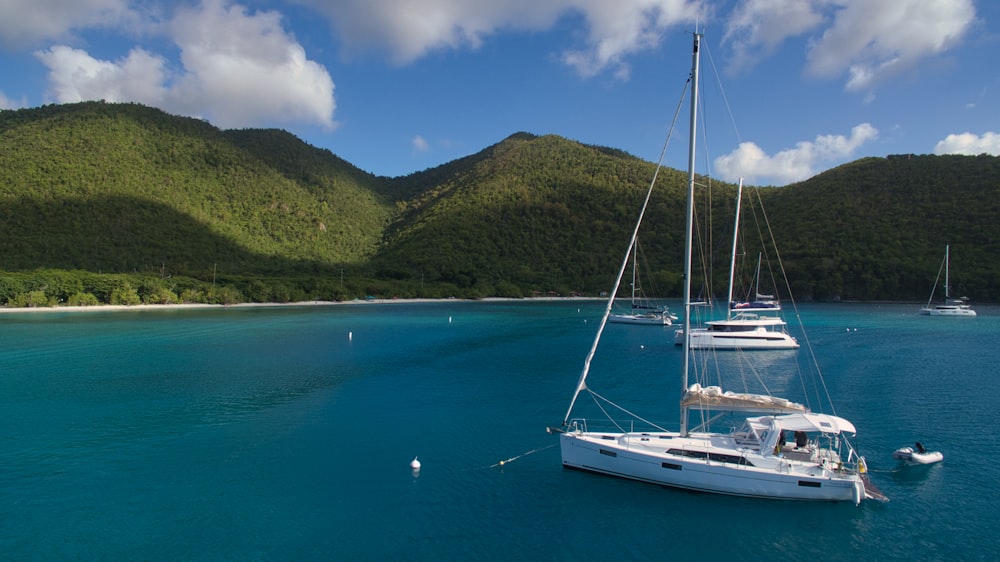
top-left (0, 101), bottom-right (997, 306)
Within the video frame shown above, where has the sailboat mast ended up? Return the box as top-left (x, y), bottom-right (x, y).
top-left (944, 244), bottom-right (950, 299)
top-left (631, 241), bottom-right (638, 304)
top-left (725, 180), bottom-right (743, 320)
top-left (680, 32), bottom-right (701, 437)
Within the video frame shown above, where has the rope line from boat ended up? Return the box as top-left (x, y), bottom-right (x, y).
top-left (489, 443), bottom-right (557, 468)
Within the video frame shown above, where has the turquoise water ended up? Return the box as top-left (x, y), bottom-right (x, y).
top-left (1, 301), bottom-right (997, 560)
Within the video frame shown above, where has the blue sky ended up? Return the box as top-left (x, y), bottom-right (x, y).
top-left (1, 0), bottom-right (997, 185)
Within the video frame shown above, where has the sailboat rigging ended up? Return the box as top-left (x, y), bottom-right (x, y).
top-left (550, 33), bottom-right (882, 504)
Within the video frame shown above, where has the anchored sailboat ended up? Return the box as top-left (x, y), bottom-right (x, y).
top-left (673, 182), bottom-right (798, 349)
top-left (609, 239), bottom-right (677, 326)
top-left (551, 33), bottom-right (881, 504)
top-left (920, 245), bottom-right (976, 316)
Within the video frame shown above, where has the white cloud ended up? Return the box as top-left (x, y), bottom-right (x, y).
top-left (0, 0), bottom-right (133, 49)
top-left (722, 0), bottom-right (976, 93)
top-left (807, 0), bottom-right (976, 92)
top-left (296, 0), bottom-right (701, 78)
top-left (31, 0), bottom-right (335, 131)
top-left (167, 0), bottom-right (335, 129)
top-left (933, 132), bottom-right (1000, 156)
top-left (412, 135), bottom-right (430, 153)
top-left (714, 123), bottom-right (878, 185)
top-left (723, 0), bottom-right (825, 70)
top-left (35, 45), bottom-right (169, 104)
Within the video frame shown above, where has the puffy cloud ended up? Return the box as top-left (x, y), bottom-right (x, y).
top-left (807, 0), bottom-right (975, 92)
top-left (31, 0), bottom-right (335, 130)
top-left (722, 0), bottom-right (976, 93)
top-left (296, 0), bottom-right (700, 78)
top-left (0, 0), bottom-right (135, 50)
top-left (35, 45), bottom-right (169, 104)
top-left (714, 123), bottom-right (878, 185)
top-left (933, 132), bottom-right (1000, 156)
top-left (723, 0), bottom-right (825, 69)
top-left (558, 0), bottom-right (701, 78)
top-left (167, 0), bottom-right (335, 129)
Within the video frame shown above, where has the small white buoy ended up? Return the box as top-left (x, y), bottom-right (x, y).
top-left (640, 344), bottom-right (645, 349)
top-left (449, 316), bottom-right (452, 323)
top-left (410, 457), bottom-right (421, 470)
top-left (349, 331), bottom-right (353, 341)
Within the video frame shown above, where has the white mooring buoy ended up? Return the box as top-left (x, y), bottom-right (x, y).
top-left (410, 457), bottom-right (421, 470)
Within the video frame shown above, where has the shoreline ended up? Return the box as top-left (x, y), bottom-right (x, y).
top-left (0, 297), bottom-right (974, 315)
top-left (0, 296), bottom-right (603, 314)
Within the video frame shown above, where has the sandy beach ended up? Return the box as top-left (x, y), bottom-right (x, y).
top-left (0, 296), bottom-right (599, 314)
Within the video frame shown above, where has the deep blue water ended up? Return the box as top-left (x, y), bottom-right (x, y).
top-left (1, 301), bottom-right (997, 560)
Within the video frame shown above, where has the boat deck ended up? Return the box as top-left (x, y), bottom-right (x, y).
top-left (600, 432), bottom-right (849, 479)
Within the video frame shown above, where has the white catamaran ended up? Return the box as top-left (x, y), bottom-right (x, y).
top-left (673, 182), bottom-right (798, 350)
top-left (551, 33), bottom-right (884, 504)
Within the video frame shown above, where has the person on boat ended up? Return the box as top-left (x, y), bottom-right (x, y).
top-left (915, 442), bottom-right (927, 454)
top-left (794, 431), bottom-right (808, 448)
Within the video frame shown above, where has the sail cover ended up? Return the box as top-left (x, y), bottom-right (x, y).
top-left (681, 384), bottom-right (806, 413)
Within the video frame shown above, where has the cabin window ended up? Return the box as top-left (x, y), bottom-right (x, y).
top-left (798, 480), bottom-right (821, 488)
top-left (661, 462), bottom-right (682, 470)
top-left (599, 449), bottom-right (617, 458)
top-left (667, 449), bottom-right (754, 466)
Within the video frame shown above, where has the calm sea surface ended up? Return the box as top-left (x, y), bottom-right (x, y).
top-left (1, 301), bottom-right (997, 560)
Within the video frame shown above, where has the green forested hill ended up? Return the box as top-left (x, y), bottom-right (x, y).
top-left (0, 102), bottom-right (392, 275)
top-left (0, 101), bottom-right (997, 305)
top-left (371, 133), bottom-right (690, 297)
top-left (761, 154), bottom-right (1000, 301)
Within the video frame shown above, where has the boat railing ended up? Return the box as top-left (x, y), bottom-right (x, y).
top-left (569, 418), bottom-right (672, 435)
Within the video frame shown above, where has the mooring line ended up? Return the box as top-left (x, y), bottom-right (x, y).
top-left (489, 443), bottom-right (557, 468)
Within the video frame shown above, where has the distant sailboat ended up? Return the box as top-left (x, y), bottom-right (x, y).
top-left (673, 182), bottom-right (798, 350)
top-left (920, 245), bottom-right (976, 317)
top-left (551, 33), bottom-right (880, 504)
top-left (609, 239), bottom-right (676, 326)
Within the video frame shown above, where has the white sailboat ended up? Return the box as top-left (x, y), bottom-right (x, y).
top-left (551, 33), bottom-right (882, 504)
top-left (609, 239), bottom-right (677, 326)
top-left (673, 182), bottom-right (799, 349)
top-left (920, 245), bottom-right (976, 316)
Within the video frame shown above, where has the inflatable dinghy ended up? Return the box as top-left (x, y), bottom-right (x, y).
top-left (892, 442), bottom-right (943, 465)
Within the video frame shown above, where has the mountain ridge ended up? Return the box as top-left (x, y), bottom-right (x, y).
top-left (1, 101), bottom-right (997, 304)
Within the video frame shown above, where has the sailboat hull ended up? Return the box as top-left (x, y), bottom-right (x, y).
top-left (919, 306), bottom-right (976, 317)
top-left (560, 431), bottom-right (863, 504)
top-left (608, 313), bottom-right (672, 325)
top-left (674, 328), bottom-right (799, 349)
